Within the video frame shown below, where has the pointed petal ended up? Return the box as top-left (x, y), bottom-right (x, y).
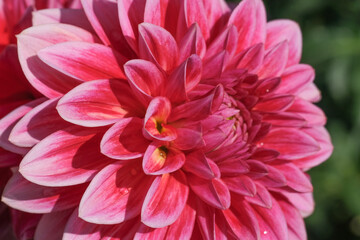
top-left (261, 128), bottom-right (320, 160)
top-left (253, 95), bottom-right (294, 112)
top-left (277, 64), bottom-right (315, 94)
top-left (298, 82), bottom-right (321, 102)
top-left (258, 41), bottom-right (289, 79)
top-left (251, 148), bottom-right (280, 162)
top-left (2, 172), bottom-right (86, 213)
top-left (141, 171), bottom-right (189, 228)
top-left (178, 23), bottom-right (206, 62)
top-left (183, 150), bottom-right (220, 179)
top-left (278, 191), bottom-right (314, 217)
top-left (0, 98), bottom-right (46, 155)
top-left (133, 224), bottom-right (168, 240)
top-left (195, 198), bottom-right (216, 240)
top-left (188, 175), bottom-right (230, 210)
top-left (266, 20), bottom-right (302, 66)
top-left (9, 98), bottom-right (72, 147)
top-left (262, 112), bottom-right (306, 127)
top-left (165, 203), bottom-right (196, 239)
top-left (17, 24), bottom-right (99, 98)
top-left (57, 79), bottom-right (141, 127)
top-left (79, 162), bottom-right (154, 224)
top-left (144, 97), bottom-right (177, 141)
top-left (223, 175), bottom-right (256, 196)
top-left (206, 25), bottom-right (238, 60)
top-left (257, 165), bottom-right (287, 188)
top-left (244, 182), bottom-right (272, 208)
top-left (278, 199), bottom-right (307, 240)
top-left (287, 98), bottom-right (326, 126)
top-left (234, 43), bottom-right (264, 73)
top-left (143, 143), bottom-right (185, 175)
top-left (19, 126), bottom-right (114, 187)
top-left (38, 42), bottom-right (126, 81)
top-left (101, 117), bottom-right (150, 160)
top-left (172, 124), bottom-right (204, 150)
top-left (275, 163), bottom-right (313, 192)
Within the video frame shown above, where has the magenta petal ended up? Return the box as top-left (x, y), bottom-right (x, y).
top-left (261, 128), bottom-right (320, 160)
top-left (288, 98), bottom-right (326, 126)
top-left (0, 148), bottom-right (21, 167)
top-left (17, 24), bottom-right (99, 98)
top-left (235, 43), bottom-right (264, 73)
top-left (178, 23), bottom-right (206, 62)
top-left (144, 97), bottom-right (177, 141)
top-left (9, 210), bottom-right (41, 240)
top-left (101, 117), bottom-right (150, 160)
top-left (0, 98), bottom-right (45, 155)
top-left (188, 174), bottom-right (230, 210)
top-left (34, 209), bottom-right (74, 240)
top-left (257, 165), bottom-right (287, 188)
top-left (244, 182), bottom-right (272, 208)
top-left (165, 203), bottom-right (196, 239)
top-left (79, 162), bottom-right (154, 224)
top-left (9, 98), bottom-right (72, 147)
top-left (278, 199), bottom-right (307, 240)
top-left (57, 79), bottom-right (139, 127)
top-left (133, 223), bottom-right (168, 240)
top-left (275, 163), bottom-right (313, 192)
top-left (266, 20), bottom-right (302, 66)
top-left (258, 41), bottom-right (289, 79)
top-left (278, 191), bottom-right (314, 217)
top-left (172, 124), bottom-right (204, 150)
top-left (2, 172), bottom-right (86, 213)
top-left (141, 171), bottom-right (189, 228)
top-left (143, 142), bottom-right (185, 175)
top-left (138, 23), bottom-right (179, 72)
top-left (254, 95), bottom-right (294, 112)
top-left (277, 64), bottom-right (315, 94)
top-left (183, 150), bottom-right (220, 179)
top-left (38, 42), bottom-right (126, 81)
top-left (19, 126), bottom-right (114, 187)
top-left (206, 25), bottom-right (238, 60)
top-left (195, 198), bottom-right (216, 240)
top-left (223, 175), bottom-right (256, 196)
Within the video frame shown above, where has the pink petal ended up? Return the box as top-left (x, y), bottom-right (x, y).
top-left (138, 23), bottom-right (179, 72)
top-left (79, 162), bottom-right (154, 224)
top-left (172, 124), bottom-right (204, 150)
top-left (188, 174), bottom-right (230, 210)
top-left (0, 98), bottom-right (46, 155)
top-left (10, 210), bottom-right (41, 240)
top-left (144, 97), bottom-right (177, 141)
top-left (178, 23), bottom-right (206, 62)
top-left (38, 42), bottom-right (126, 81)
top-left (217, 158), bottom-right (249, 176)
top-left (169, 85), bottom-right (224, 122)
top-left (32, 9), bottom-right (93, 32)
top-left (257, 165), bottom-right (287, 188)
top-left (244, 182), bottom-right (272, 208)
top-left (254, 77), bottom-right (281, 96)
top-left (165, 54), bottom-right (202, 103)
top-left (206, 25), bottom-right (238, 60)
top-left (261, 128), bottom-right (320, 160)
top-left (141, 171), bottom-right (189, 228)
top-left (2, 172), bottom-right (86, 213)
top-left (9, 98), bottom-right (72, 147)
top-left (251, 196), bottom-right (289, 240)
top-left (57, 79), bottom-right (140, 127)
top-left (34, 209), bottom-right (74, 240)
top-left (228, 0), bottom-right (266, 53)
top-left (165, 203), bottom-right (196, 239)
top-left (275, 163), bottom-right (313, 192)
top-left (258, 41), bottom-right (289, 79)
top-left (143, 142), bottom-right (185, 175)
top-left (278, 199), bottom-right (307, 240)
top-left (276, 64), bottom-right (315, 94)
top-left (253, 95), bottom-right (294, 112)
top-left (202, 51), bottom-right (229, 79)
top-left (298, 82), bottom-right (321, 102)
top-left (182, 150), bottom-right (220, 179)
top-left (195, 198), bottom-right (216, 240)
top-left (278, 191), bottom-right (314, 217)
top-left (246, 160), bottom-right (268, 179)
top-left (17, 24), bottom-right (99, 98)
top-left (266, 20), bottom-right (302, 66)
top-left (251, 148), bottom-right (280, 162)
top-left (133, 224), bottom-right (168, 240)
top-left (262, 112), bottom-right (306, 127)
top-left (81, 0), bottom-right (135, 58)
top-left (287, 98), bottom-right (327, 126)
top-left (101, 117), bottom-right (150, 160)
top-left (19, 126), bottom-right (114, 187)
top-left (124, 59), bottom-right (166, 99)
top-left (234, 43), bottom-right (264, 73)
top-left (223, 175), bottom-right (256, 196)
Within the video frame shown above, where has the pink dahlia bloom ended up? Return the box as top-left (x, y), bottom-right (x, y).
top-left (1, 0), bottom-right (333, 239)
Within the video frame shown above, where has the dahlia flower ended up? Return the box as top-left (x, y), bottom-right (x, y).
top-left (1, 0), bottom-right (333, 239)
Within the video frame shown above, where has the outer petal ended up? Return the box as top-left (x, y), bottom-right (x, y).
top-left (276, 64), bottom-right (315, 94)
top-left (2, 172), bottom-right (86, 213)
top-left (9, 98), bottom-right (72, 147)
top-left (278, 199), bottom-right (307, 240)
top-left (57, 79), bottom-right (141, 127)
top-left (178, 23), bottom-right (206, 62)
top-left (17, 24), bottom-right (99, 98)
top-left (38, 42), bottom-right (127, 81)
top-left (275, 163), bottom-right (313, 193)
top-left (266, 20), bottom-right (302, 66)
top-left (287, 98), bottom-right (326, 126)
top-left (165, 203), bottom-right (196, 239)
top-left (79, 162), bottom-right (155, 224)
top-left (101, 117), bottom-right (150, 160)
top-left (19, 126), bottom-right (114, 187)
top-left (141, 171), bottom-right (189, 228)
top-left (258, 41), bottom-right (289, 79)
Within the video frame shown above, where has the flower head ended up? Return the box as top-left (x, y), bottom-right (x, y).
top-left (1, 0), bottom-right (333, 239)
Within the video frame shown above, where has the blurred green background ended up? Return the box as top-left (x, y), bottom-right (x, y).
top-left (249, 0), bottom-right (360, 239)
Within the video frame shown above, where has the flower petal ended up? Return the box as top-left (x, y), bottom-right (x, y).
top-left (266, 20), bottom-right (302, 66)
top-left (0, 148), bottom-right (21, 168)
top-left (138, 23), bottom-right (179, 72)
top-left (253, 95), bottom-right (294, 112)
top-left (141, 171), bottom-right (189, 228)
top-left (19, 126), bottom-right (114, 187)
top-left (165, 203), bottom-right (196, 239)
top-left (101, 117), bottom-right (150, 160)
top-left (258, 41), bottom-right (289, 79)
top-left (276, 64), bottom-right (315, 94)
top-left (178, 23), bottom-right (206, 62)
top-left (244, 182), bottom-right (272, 208)
top-left (223, 175), bottom-right (256, 196)
top-left (287, 98), bottom-right (326, 126)
top-left (182, 150), bottom-right (220, 179)
top-left (57, 79), bottom-right (141, 127)
top-left (275, 163), bottom-right (313, 192)
top-left (17, 23), bottom-right (99, 98)
top-left (234, 43), bottom-right (264, 73)
top-left (79, 162), bottom-right (155, 224)
top-left (2, 172), bottom-right (86, 213)
top-left (38, 42), bottom-right (127, 81)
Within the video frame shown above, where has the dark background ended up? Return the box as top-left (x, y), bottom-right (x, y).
top-left (229, 0), bottom-right (360, 239)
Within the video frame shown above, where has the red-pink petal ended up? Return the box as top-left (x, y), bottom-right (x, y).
top-left (57, 79), bottom-right (141, 127)
top-left (38, 42), bottom-right (126, 81)
top-left (206, 25), bottom-right (238, 60)
top-left (101, 117), bottom-right (150, 160)
top-left (234, 43), bottom-right (264, 73)
top-left (298, 82), bottom-right (321, 102)
top-left (266, 20), bottom-right (302, 66)
top-left (138, 23), bottom-right (179, 72)
top-left (223, 175), bottom-right (256, 197)
top-left (2, 172), bottom-right (86, 213)
top-left (278, 191), bottom-right (314, 217)
top-left (278, 199), bottom-right (307, 240)
top-left (287, 98), bottom-right (327, 126)
top-left (183, 150), bottom-right (220, 179)
top-left (19, 126), bottom-right (114, 187)
top-left (261, 128), bottom-right (320, 160)
top-left (143, 143), bottom-right (185, 175)
top-left (79, 162), bottom-right (154, 224)
top-left (133, 224), bottom-right (168, 240)
top-left (9, 98), bottom-right (72, 147)
top-left (244, 182), bottom-right (272, 208)
top-left (258, 41), bottom-right (289, 79)
top-left (277, 64), bottom-right (315, 94)
top-left (0, 148), bottom-right (21, 168)
top-left (17, 24), bottom-right (99, 98)
top-left (165, 203), bottom-right (196, 239)
top-left (275, 163), bottom-right (313, 192)
top-left (253, 95), bottom-right (294, 112)
top-left (172, 124), bottom-right (204, 150)
top-left (141, 171), bottom-right (189, 228)
top-left (178, 23), bottom-right (206, 62)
